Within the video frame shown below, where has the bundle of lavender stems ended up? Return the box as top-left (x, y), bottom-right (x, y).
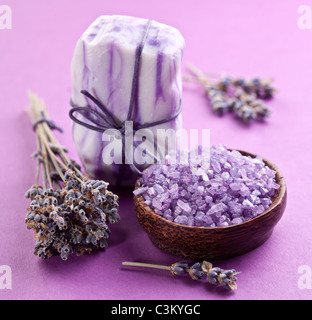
top-left (25, 92), bottom-right (119, 261)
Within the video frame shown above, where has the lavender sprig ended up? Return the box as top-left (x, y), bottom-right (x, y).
top-left (184, 63), bottom-right (275, 124)
top-left (25, 92), bottom-right (119, 260)
top-left (122, 261), bottom-right (240, 290)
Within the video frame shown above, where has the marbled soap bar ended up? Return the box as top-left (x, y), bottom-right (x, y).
top-left (71, 15), bottom-right (185, 186)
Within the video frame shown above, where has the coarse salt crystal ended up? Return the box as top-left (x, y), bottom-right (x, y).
top-left (177, 199), bottom-right (192, 213)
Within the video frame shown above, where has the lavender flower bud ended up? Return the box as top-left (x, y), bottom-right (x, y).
top-left (172, 266), bottom-right (185, 275)
top-left (61, 252), bottom-right (68, 261)
top-left (189, 263), bottom-right (205, 281)
top-left (49, 211), bottom-right (57, 219)
top-left (107, 212), bottom-right (120, 224)
top-left (34, 214), bottom-right (42, 222)
top-left (170, 261), bottom-right (189, 276)
top-left (99, 239), bottom-right (108, 249)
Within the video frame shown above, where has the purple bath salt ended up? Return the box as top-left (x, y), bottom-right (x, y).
top-left (177, 199), bottom-right (192, 213)
top-left (135, 145), bottom-right (280, 227)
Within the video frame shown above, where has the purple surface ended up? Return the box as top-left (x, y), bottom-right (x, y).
top-left (0, 0), bottom-right (312, 300)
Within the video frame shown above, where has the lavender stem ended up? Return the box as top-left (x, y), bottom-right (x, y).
top-left (122, 262), bottom-right (171, 271)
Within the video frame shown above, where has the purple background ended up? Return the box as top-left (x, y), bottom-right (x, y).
top-left (1, 0), bottom-right (312, 300)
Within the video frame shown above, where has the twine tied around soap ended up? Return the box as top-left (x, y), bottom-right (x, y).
top-left (69, 19), bottom-right (183, 176)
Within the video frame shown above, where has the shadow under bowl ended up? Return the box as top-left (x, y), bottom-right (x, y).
top-left (134, 150), bottom-right (287, 261)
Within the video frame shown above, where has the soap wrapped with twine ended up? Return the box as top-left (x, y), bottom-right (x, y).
top-left (70, 15), bottom-right (185, 186)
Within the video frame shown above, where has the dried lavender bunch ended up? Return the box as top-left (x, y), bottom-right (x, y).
top-left (205, 85), bottom-right (230, 116)
top-left (25, 92), bottom-right (119, 260)
top-left (184, 64), bottom-right (275, 124)
top-left (233, 87), bottom-right (271, 123)
top-left (232, 77), bottom-right (275, 99)
top-left (217, 75), bottom-right (275, 100)
top-left (122, 261), bottom-right (239, 290)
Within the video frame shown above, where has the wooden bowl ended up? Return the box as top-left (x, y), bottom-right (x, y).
top-left (134, 150), bottom-right (287, 261)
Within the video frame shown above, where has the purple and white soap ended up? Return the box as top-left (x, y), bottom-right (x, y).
top-left (70, 15), bottom-right (185, 186)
